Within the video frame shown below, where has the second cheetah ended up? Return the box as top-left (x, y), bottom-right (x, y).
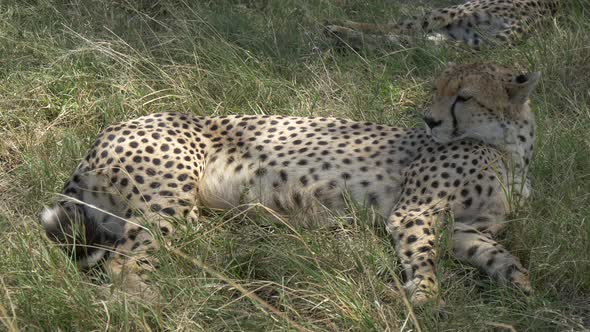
top-left (325, 0), bottom-right (557, 50)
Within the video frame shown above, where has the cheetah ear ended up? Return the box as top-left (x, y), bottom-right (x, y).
top-left (505, 72), bottom-right (541, 104)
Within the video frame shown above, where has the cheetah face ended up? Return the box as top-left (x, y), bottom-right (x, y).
top-left (423, 63), bottom-right (540, 145)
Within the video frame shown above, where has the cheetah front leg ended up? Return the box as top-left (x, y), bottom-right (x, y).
top-left (386, 206), bottom-right (443, 305)
top-left (452, 223), bottom-right (532, 294)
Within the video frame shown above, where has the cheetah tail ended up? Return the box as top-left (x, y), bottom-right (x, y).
top-left (40, 202), bottom-right (111, 269)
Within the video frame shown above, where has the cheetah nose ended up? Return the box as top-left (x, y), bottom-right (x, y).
top-left (423, 116), bottom-right (442, 129)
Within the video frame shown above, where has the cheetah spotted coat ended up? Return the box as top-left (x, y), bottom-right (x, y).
top-left (41, 63), bottom-right (540, 304)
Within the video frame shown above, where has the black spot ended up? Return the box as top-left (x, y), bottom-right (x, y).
top-left (475, 185), bottom-right (482, 195)
top-left (368, 193), bottom-right (379, 206)
top-left (467, 245), bottom-right (478, 257)
top-left (463, 198), bottom-right (473, 208)
top-left (300, 176), bottom-right (308, 186)
top-left (487, 186), bottom-right (494, 196)
top-left (127, 228), bottom-right (141, 241)
top-left (161, 207), bottom-right (175, 216)
top-left (293, 192), bottom-right (302, 207)
top-left (418, 246), bottom-right (430, 253)
top-left (515, 74), bottom-right (527, 84)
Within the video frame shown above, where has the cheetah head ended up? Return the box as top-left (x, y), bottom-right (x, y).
top-left (423, 63), bottom-right (540, 145)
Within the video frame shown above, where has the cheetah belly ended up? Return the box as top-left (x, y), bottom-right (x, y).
top-left (198, 153), bottom-right (405, 219)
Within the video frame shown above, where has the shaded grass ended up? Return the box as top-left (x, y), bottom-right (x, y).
top-left (0, 0), bottom-right (589, 330)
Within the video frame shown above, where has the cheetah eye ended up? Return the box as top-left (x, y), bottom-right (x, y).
top-left (455, 95), bottom-right (472, 103)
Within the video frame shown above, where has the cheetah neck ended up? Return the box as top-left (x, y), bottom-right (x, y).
top-left (501, 110), bottom-right (536, 177)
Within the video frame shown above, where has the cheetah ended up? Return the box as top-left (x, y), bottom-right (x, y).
top-left (40, 63), bottom-right (540, 305)
top-left (325, 0), bottom-right (557, 50)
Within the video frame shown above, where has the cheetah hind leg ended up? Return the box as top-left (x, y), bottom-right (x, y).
top-left (386, 207), bottom-right (443, 306)
top-left (103, 212), bottom-right (177, 301)
top-left (452, 223), bottom-right (532, 294)
top-left (324, 21), bottom-right (406, 51)
top-left (326, 20), bottom-right (399, 35)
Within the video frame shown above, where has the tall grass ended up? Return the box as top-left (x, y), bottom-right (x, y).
top-left (0, 0), bottom-right (588, 330)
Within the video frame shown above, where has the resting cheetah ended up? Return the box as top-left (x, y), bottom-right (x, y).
top-left (41, 63), bottom-right (540, 304)
top-left (325, 0), bottom-right (557, 50)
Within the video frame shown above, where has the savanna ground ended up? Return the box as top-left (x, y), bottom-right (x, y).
top-left (1, 0), bottom-right (589, 330)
